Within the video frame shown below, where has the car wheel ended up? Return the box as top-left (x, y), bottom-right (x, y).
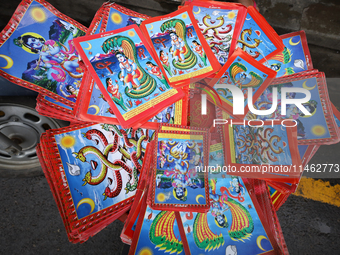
top-left (0, 97), bottom-right (68, 177)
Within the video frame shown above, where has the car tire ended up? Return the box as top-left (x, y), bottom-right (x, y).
top-left (0, 96), bottom-right (69, 177)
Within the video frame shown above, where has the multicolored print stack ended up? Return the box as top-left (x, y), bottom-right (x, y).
top-left (1, 0), bottom-right (339, 252)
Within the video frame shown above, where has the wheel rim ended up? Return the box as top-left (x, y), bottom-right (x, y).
top-left (0, 103), bottom-right (60, 170)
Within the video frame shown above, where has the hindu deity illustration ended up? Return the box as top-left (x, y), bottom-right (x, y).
top-left (59, 83), bottom-right (79, 99)
top-left (171, 154), bottom-right (192, 201)
top-left (106, 78), bottom-right (121, 100)
top-left (229, 62), bottom-right (263, 89)
top-left (116, 51), bottom-right (141, 92)
top-left (159, 50), bottom-right (173, 76)
top-left (189, 178), bottom-right (253, 251)
top-left (100, 35), bottom-right (159, 106)
top-left (229, 176), bottom-right (245, 196)
top-left (157, 139), bottom-right (205, 202)
top-left (145, 61), bottom-right (170, 88)
top-left (160, 19), bottom-right (198, 70)
top-left (165, 152), bottom-right (196, 202)
top-left (170, 31), bottom-right (186, 63)
top-left (13, 19), bottom-right (85, 99)
top-left (191, 40), bottom-right (207, 66)
top-left (104, 77), bottom-right (129, 112)
top-left (14, 33), bottom-right (82, 79)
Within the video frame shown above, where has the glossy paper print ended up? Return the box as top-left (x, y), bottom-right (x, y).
top-left (247, 75), bottom-right (336, 144)
top-left (103, 6), bottom-right (148, 32)
top-left (54, 123), bottom-right (153, 219)
top-left (74, 26), bottom-right (183, 127)
top-left (215, 51), bottom-right (271, 107)
top-left (178, 177), bottom-right (274, 254)
top-left (265, 32), bottom-right (312, 77)
top-left (231, 124), bottom-right (292, 165)
top-left (43, 95), bottom-right (73, 110)
top-left (150, 132), bottom-right (209, 211)
top-left (0, 0), bottom-right (86, 104)
top-left (132, 205), bottom-right (184, 255)
top-left (236, 7), bottom-right (283, 63)
top-left (85, 78), bottom-right (181, 125)
top-left (208, 48), bottom-right (276, 117)
top-left (190, 4), bottom-right (240, 65)
top-left (222, 121), bottom-right (301, 182)
top-left (141, 7), bottom-right (221, 85)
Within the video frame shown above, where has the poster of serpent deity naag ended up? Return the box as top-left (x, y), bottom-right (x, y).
top-left (74, 25), bottom-right (185, 128)
top-left (185, 0), bottom-right (247, 66)
top-left (140, 6), bottom-right (221, 87)
top-left (236, 6), bottom-right (284, 64)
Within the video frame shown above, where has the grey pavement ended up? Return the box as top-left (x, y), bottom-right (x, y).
top-left (1, 0), bottom-right (340, 254)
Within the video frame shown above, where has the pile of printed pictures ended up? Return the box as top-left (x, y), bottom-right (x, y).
top-left (1, 0), bottom-right (339, 253)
